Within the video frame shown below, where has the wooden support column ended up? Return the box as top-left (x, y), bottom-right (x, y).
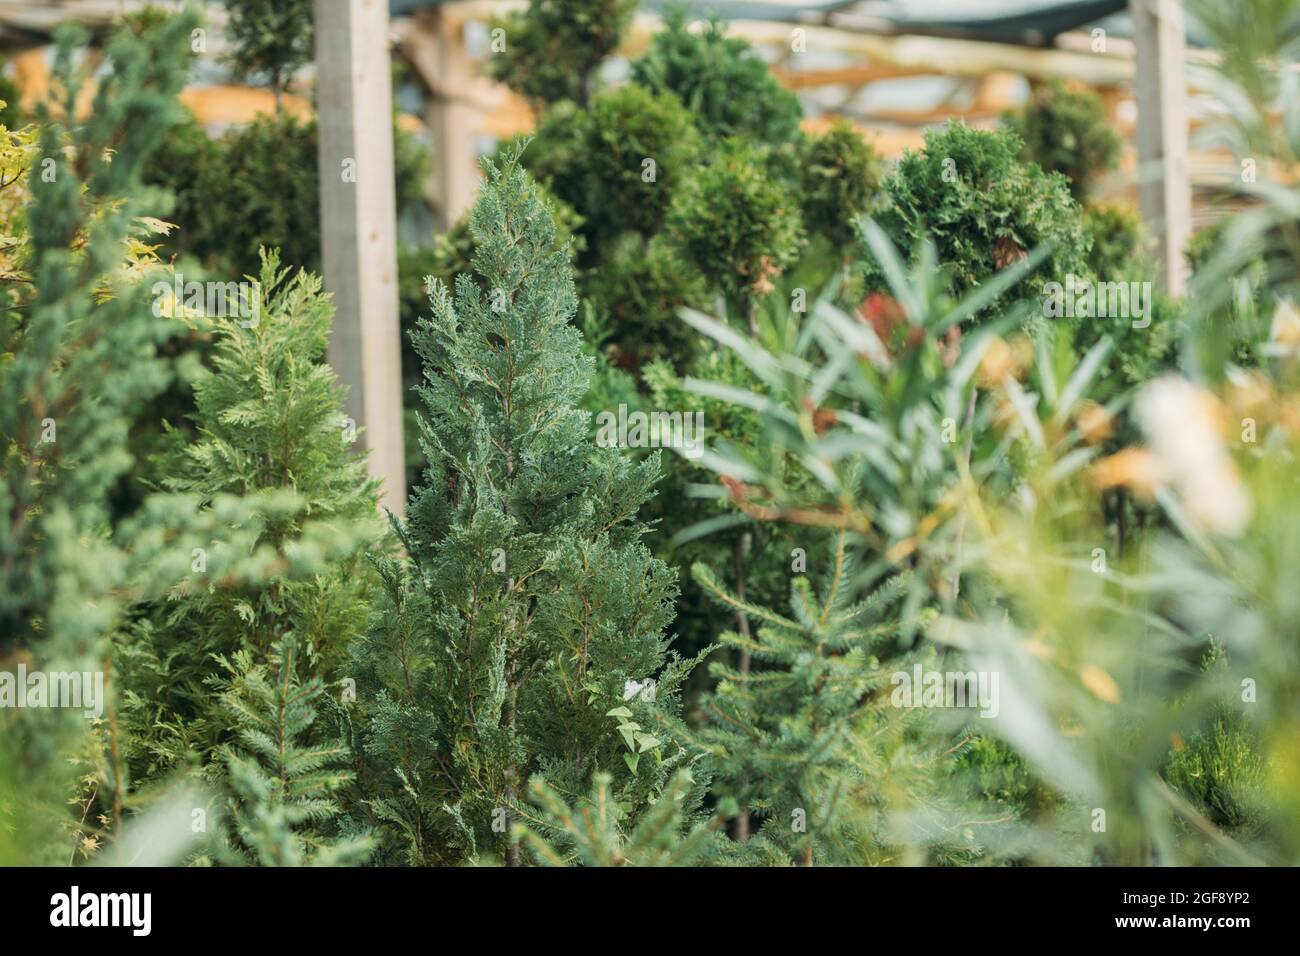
top-left (314, 0), bottom-right (406, 515)
top-left (1131, 0), bottom-right (1192, 295)
top-left (409, 7), bottom-right (481, 230)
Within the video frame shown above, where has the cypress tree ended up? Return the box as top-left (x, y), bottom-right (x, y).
top-left (666, 138), bottom-right (804, 330)
top-left (351, 146), bottom-right (698, 865)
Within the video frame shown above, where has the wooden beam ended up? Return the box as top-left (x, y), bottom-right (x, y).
top-left (771, 63), bottom-right (934, 90)
top-left (1131, 0), bottom-right (1192, 295)
top-left (180, 85), bottom-right (312, 127)
top-left (314, 0), bottom-right (406, 515)
top-left (406, 7), bottom-right (485, 229)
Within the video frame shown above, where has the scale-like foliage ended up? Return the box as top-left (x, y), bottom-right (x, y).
top-left (866, 122), bottom-right (1089, 322)
top-left (351, 146), bottom-right (697, 865)
top-left (631, 7), bottom-right (803, 148)
top-left (667, 138), bottom-right (804, 320)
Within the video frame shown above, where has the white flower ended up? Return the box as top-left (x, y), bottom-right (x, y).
top-left (623, 678), bottom-right (656, 702)
top-left (1269, 299), bottom-right (1300, 355)
top-left (1135, 376), bottom-right (1250, 536)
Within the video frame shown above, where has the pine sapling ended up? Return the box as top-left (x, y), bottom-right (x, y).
top-left (218, 636), bottom-right (373, 866)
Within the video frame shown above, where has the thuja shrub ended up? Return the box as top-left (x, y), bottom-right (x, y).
top-left (489, 0), bottom-right (636, 108)
top-left (800, 120), bottom-right (884, 250)
top-left (866, 121), bottom-right (1089, 318)
top-left (1003, 79), bottom-right (1121, 201)
top-left (583, 84), bottom-right (701, 239)
top-left (1083, 200), bottom-right (1147, 279)
top-left (119, 251), bottom-right (383, 782)
top-left (630, 7), bottom-right (803, 149)
top-left (667, 138), bottom-right (804, 322)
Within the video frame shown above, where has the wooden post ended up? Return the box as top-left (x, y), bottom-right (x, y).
top-left (314, 0), bottom-right (406, 515)
top-left (1131, 0), bottom-right (1192, 295)
top-left (411, 7), bottom-right (481, 230)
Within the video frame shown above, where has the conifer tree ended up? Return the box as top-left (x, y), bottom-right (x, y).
top-left (583, 84), bottom-right (700, 242)
top-left (0, 12), bottom-right (203, 863)
top-left (217, 636), bottom-right (374, 866)
top-left (686, 535), bottom-right (947, 865)
top-left (866, 121), bottom-right (1088, 321)
top-left (351, 147), bottom-right (697, 865)
top-left (800, 121), bottom-right (884, 252)
top-left (1003, 79), bottom-right (1120, 202)
top-left (666, 138), bottom-right (804, 331)
top-left (630, 7), bottom-right (803, 148)
top-left (490, 0), bottom-right (636, 109)
top-left (120, 250), bottom-right (383, 782)
top-left (515, 769), bottom-right (721, 866)
top-left (223, 0), bottom-right (314, 113)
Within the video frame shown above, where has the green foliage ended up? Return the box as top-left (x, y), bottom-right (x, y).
top-left (686, 538), bottom-right (963, 865)
top-left (350, 147), bottom-right (695, 865)
top-left (145, 112), bottom-right (430, 275)
top-left (0, 18), bottom-right (195, 649)
top-left (667, 138), bottom-right (804, 317)
top-left (223, 0), bottom-right (314, 102)
top-left (0, 99), bottom-right (39, 294)
top-left (631, 7), bottom-right (803, 148)
top-left (954, 736), bottom-right (1054, 820)
top-left (0, 11), bottom-right (201, 863)
top-left (516, 769), bottom-right (721, 865)
top-left (673, 123), bottom-right (1300, 863)
top-left (517, 85), bottom-right (699, 258)
top-left (584, 84), bottom-right (700, 239)
top-left (397, 180), bottom-right (583, 483)
top-left (1164, 648), bottom-right (1267, 840)
top-left (490, 0), bottom-right (636, 108)
top-left (584, 235), bottom-right (707, 369)
top-left (800, 121), bottom-right (884, 250)
top-left (1003, 80), bottom-right (1121, 201)
top-left (639, 324), bottom-right (818, 670)
top-left (140, 109), bottom-right (223, 252)
top-left (8, 0), bottom-right (1298, 874)
top-left (119, 250), bottom-right (383, 782)
top-left (218, 636), bottom-right (374, 866)
top-left (518, 102), bottom-right (596, 236)
top-left (1082, 200), bottom-right (1147, 279)
top-left (0, 67), bottom-right (25, 128)
top-left (868, 121), bottom-right (1089, 321)
top-left (154, 112), bottom-right (318, 272)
